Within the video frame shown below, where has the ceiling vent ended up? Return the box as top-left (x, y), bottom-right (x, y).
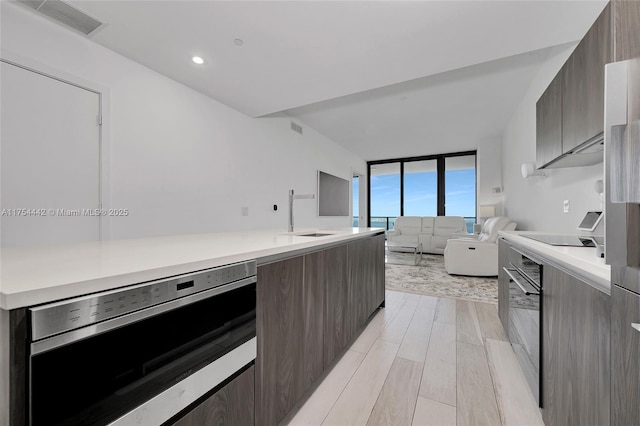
top-left (18, 0), bottom-right (103, 35)
top-left (290, 121), bottom-right (303, 135)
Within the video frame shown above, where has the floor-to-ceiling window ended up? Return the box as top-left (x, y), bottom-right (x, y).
top-left (369, 162), bottom-right (401, 231)
top-left (353, 175), bottom-right (359, 227)
top-left (367, 151), bottom-right (476, 232)
top-left (403, 160), bottom-right (438, 216)
top-left (445, 155), bottom-right (477, 233)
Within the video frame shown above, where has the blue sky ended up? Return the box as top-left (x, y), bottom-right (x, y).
top-left (357, 169), bottom-right (476, 218)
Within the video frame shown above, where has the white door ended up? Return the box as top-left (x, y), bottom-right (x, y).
top-left (1, 61), bottom-right (101, 247)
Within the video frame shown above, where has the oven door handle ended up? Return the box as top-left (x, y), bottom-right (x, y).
top-left (503, 267), bottom-right (540, 296)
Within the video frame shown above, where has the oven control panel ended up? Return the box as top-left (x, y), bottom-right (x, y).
top-left (30, 260), bottom-right (257, 341)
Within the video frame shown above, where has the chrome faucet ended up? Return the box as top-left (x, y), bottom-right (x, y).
top-left (289, 189), bottom-right (315, 232)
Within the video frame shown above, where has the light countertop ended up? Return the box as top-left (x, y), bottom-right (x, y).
top-left (499, 230), bottom-right (610, 294)
top-left (0, 228), bottom-right (384, 310)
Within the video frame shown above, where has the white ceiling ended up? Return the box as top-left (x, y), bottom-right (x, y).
top-left (286, 43), bottom-right (572, 161)
top-left (50, 1), bottom-right (607, 159)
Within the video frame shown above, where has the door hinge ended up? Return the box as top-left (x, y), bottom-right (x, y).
top-left (97, 115), bottom-right (103, 126)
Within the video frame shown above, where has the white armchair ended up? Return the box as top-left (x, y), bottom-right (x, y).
top-left (444, 217), bottom-right (517, 276)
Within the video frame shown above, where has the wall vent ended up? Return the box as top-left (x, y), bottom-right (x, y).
top-left (18, 0), bottom-right (103, 35)
top-left (290, 121), bottom-right (303, 135)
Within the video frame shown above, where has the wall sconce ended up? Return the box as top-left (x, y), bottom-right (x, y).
top-left (521, 162), bottom-right (548, 179)
top-left (595, 179), bottom-right (604, 210)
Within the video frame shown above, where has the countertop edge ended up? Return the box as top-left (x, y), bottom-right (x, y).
top-left (1, 229), bottom-right (384, 310)
top-left (499, 231), bottom-right (611, 295)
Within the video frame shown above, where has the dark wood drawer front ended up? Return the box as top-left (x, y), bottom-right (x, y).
top-left (173, 365), bottom-right (255, 426)
top-left (542, 265), bottom-right (610, 426)
top-left (611, 285), bottom-right (640, 425)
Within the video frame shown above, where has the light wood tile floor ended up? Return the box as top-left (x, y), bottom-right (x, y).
top-left (284, 290), bottom-right (544, 426)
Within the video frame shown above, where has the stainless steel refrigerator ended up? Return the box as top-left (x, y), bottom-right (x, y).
top-left (604, 57), bottom-right (640, 425)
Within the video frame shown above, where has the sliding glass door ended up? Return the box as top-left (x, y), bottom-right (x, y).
top-left (403, 160), bottom-right (437, 216)
top-left (445, 155), bottom-right (477, 233)
top-left (367, 151), bottom-right (476, 231)
top-left (370, 162), bottom-right (400, 230)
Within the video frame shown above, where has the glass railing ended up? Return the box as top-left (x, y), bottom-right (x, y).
top-left (354, 216), bottom-right (476, 234)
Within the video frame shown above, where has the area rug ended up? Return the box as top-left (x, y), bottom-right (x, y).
top-left (385, 253), bottom-right (498, 304)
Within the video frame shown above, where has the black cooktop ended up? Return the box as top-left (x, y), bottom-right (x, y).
top-left (523, 234), bottom-right (601, 247)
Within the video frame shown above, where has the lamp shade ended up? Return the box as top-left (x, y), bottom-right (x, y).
top-left (479, 205), bottom-right (495, 218)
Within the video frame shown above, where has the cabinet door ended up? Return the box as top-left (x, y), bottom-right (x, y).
top-left (323, 244), bottom-right (351, 367)
top-left (348, 239), bottom-right (368, 332)
top-left (256, 256), bottom-right (323, 426)
top-left (497, 239), bottom-right (510, 334)
top-left (542, 265), bottom-right (610, 426)
top-left (536, 72), bottom-right (563, 168)
top-left (348, 236), bottom-right (383, 332)
top-left (562, 3), bottom-right (612, 152)
top-left (611, 285), bottom-right (640, 425)
top-left (371, 234), bottom-right (386, 312)
top-left (173, 366), bottom-right (254, 426)
top-left (614, 0), bottom-right (640, 62)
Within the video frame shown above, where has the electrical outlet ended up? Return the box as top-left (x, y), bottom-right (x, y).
top-left (241, 206), bottom-right (249, 216)
top-left (563, 200), bottom-right (570, 214)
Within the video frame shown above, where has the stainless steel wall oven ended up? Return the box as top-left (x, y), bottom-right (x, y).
top-left (503, 249), bottom-right (543, 407)
top-left (16, 260), bottom-right (256, 426)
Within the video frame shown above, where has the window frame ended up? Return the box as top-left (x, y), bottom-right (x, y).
top-left (366, 150), bottom-right (477, 227)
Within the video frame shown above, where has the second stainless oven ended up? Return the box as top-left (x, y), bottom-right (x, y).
top-left (503, 249), bottom-right (543, 407)
top-left (27, 260), bottom-right (257, 426)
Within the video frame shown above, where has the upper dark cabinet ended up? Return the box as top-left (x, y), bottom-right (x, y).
top-left (614, 0), bottom-right (640, 61)
top-left (536, 3), bottom-right (613, 168)
top-left (536, 71), bottom-right (563, 168)
top-left (562, 3), bottom-right (612, 153)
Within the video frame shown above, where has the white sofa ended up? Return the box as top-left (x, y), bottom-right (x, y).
top-left (443, 216), bottom-right (517, 276)
top-left (387, 216), bottom-right (466, 255)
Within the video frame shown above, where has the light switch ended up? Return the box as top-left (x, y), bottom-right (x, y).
top-left (563, 200), bottom-right (570, 213)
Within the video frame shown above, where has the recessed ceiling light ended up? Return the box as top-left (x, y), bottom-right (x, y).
top-left (192, 56), bottom-right (204, 65)
top-left (234, 38), bottom-right (244, 46)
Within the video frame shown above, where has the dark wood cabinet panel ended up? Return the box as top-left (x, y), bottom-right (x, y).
top-left (611, 285), bottom-right (640, 425)
top-left (497, 239), bottom-right (510, 334)
top-left (348, 235), bottom-right (385, 333)
top-left (536, 72), bottom-right (563, 168)
top-left (372, 234), bottom-right (386, 311)
top-left (173, 366), bottom-right (255, 426)
top-left (301, 251), bottom-right (327, 389)
top-left (614, 0), bottom-right (640, 62)
top-left (562, 3), bottom-right (612, 153)
top-left (348, 240), bottom-right (367, 332)
top-left (322, 244), bottom-right (351, 367)
top-left (256, 234), bottom-right (384, 425)
top-left (542, 265), bottom-right (610, 426)
top-left (256, 256), bottom-right (306, 426)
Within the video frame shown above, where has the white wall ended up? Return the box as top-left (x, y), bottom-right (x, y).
top-left (502, 44), bottom-right (604, 232)
top-left (476, 137), bottom-right (504, 215)
top-left (1, 3), bottom-right (366, 240)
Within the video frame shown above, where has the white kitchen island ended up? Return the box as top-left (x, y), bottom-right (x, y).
top-left (0, 227), bottom-right (383, 310)
top-left (0, 227), bottom-right (385, 426)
